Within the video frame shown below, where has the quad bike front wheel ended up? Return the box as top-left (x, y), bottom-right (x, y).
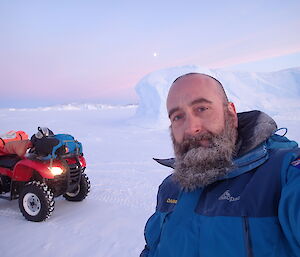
top-left (19, 181), bottom-right (55, 222)
top-left (63, 173), bottom-right (90, 201)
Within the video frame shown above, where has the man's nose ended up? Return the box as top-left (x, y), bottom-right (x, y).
top-left (184, 115), bottom-right (202, 136)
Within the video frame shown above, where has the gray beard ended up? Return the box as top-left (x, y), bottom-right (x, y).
top-left (172, 111), bottom-right (237, 191)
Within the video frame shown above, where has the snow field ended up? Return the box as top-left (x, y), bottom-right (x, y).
top-left (0, 65), bottom-right (300, 256)
top-left (0, 107), bottom-right (172, 257)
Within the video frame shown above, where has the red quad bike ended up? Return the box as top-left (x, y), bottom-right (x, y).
top-left (0, 131), bottom-right (91, 222)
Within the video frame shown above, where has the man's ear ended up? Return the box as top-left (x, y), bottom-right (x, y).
top-left (227, 102), bottom-right (238, 128)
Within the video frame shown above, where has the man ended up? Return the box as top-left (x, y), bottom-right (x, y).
top-left (140, 73), bottom-right (300, 257)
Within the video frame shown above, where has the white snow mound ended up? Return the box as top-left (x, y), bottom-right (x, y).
top-left (134, 65), bottom-right (300, 127)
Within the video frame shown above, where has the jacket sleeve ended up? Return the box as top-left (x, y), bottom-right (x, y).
top-left (278, 153), bottom-right (300, 255)
top-left (140, 175), bottom-right (180, 257)
top-left (140, 245), bottom-right (150, 257)
top-left (139, 191), bottom-right (161, 257)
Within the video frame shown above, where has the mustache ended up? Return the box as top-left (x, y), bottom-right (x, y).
top-left (175, 131), bottom-right (221, 155)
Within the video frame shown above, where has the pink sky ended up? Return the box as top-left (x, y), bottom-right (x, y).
top-left (0, 1), bottom-right (299, 107)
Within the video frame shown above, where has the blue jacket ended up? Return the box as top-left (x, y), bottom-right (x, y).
top-left (141, 111), bottom-right (300, 257)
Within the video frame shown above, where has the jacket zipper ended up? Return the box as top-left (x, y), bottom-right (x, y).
top-left (243, 217), bottom-right (254, 257)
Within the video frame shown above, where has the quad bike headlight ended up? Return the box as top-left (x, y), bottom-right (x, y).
top-left (48, 166), bottom-right (64, 176)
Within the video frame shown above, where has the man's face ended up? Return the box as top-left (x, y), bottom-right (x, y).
top-left (167, 74), bottom-right (238, 190)
top-left (167, 74), bottom-right (237, 145)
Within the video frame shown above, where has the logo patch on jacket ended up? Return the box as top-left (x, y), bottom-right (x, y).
top-left (166, 198), bottom-right (177, 204)
top-left (218, 190), bottom-right (240, 202)
top-left (292, 158), bottom-right (300, 168)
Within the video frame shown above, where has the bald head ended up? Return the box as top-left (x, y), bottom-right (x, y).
top-left (169, 73), bottom-right (228, 104)
top-left (167, 72), bottom-right (237, 144)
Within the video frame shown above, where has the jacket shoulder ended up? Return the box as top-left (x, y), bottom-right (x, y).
top-left (156, 174), bottom-right (181, 212)
top-left (267, 134), bottom-right (298, 149)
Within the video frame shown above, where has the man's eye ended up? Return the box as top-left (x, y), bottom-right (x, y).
top-left (172, 114), bottom-right (183, 122)
top-left (196, 107), bottom-right (208, 112)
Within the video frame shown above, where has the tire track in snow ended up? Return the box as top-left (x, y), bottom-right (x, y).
top-left (0, 208), bottom-right (22, 220)
top-left (88, 188), bottom-right (156, 212)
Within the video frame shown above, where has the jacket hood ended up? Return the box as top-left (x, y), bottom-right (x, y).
top-left (236, 110), bottom-right (277, 157)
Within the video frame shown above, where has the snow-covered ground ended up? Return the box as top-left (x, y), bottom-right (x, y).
top-left (0, 106), bottom-right (174, 257)
top-left (0, 66), bottom-right (300, 257)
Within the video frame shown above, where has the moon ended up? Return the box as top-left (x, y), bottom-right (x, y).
top-left (153, 52), bottom-right (158, 57)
